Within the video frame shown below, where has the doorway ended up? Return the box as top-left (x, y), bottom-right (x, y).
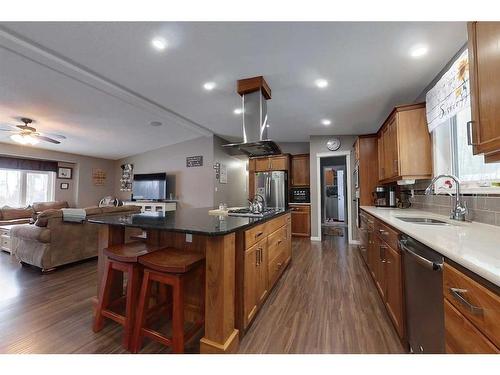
top-left (320, 156), bottom-right (348, 238)
top-left (315, 151), bottom-right (353, 244)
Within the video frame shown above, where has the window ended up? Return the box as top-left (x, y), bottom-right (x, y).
top-left (432, 105), bottom-right (500, 192)
top-left (0, 169), bottom-right (55, 207)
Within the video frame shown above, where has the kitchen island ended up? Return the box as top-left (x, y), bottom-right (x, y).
top-left (88, 207), bottom-right (292, 354)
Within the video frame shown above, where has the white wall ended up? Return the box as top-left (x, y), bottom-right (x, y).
top-left (309, 135), bottom-right (358, 240)
top-left (0, 142), bottom-right (115, 207)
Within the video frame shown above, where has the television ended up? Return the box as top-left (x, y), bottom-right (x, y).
top-left (132, 173), bottom-right (167, 201)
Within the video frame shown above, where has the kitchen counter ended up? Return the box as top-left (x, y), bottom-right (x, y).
top-left (361, 206), bottom-right (500, 287)
top-left (88, 207), bottom-right (290, 236)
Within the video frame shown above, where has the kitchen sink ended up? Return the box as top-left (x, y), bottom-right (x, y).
top-left (396, 217), bottom-right (451, 225)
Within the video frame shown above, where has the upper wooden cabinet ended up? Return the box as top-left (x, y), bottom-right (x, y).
top-left (252, 155), bottom-right (290, 172)
top-left (290, 154), bottom-right (310, 186)
top-left (468, 22), bottom-right (500, 161)
top-left (377, 103), bottom-right (432, 184)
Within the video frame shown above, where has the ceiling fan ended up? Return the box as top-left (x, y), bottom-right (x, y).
top-left (0, 117), bottom-right (66, 145)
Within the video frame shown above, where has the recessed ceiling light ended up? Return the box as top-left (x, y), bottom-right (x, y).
top-left (151, 37), bottom-right (167, 51)
top-left (150, 121), bottom-right (163, 127)
top-left (315, 79), bottom-right (329, 88)
top-left (233, 108), bottom-right (243, 115)
top-left (203, 82), bottom-right (216, 91)
top-left (409, 44), bottom-right (428, 58)
top-left (321, 119), bottom-right (332, 126)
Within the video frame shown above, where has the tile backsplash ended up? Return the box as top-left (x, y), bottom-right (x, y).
top-left (408, 193), bottom-right (500, 226)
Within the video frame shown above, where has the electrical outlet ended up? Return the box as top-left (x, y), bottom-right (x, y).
top-left (186, 233), bottom-right (193, 243)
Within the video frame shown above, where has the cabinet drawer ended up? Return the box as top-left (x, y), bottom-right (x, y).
top-left (374, 219), bottom-right (399, 252)
top-left (444, 299), bottom-right (499, 353)
top-left (266, 213), bottom-right (288, 235)
top-left (289, 205), bottom-right (310, 213)
top-left (443, 263), bottom-right (500, 348)
top-left (268, 247), bottom-right (287, 288)
top-left (245, 223), bottom-right (267, 249)
top-left (0, 229), bottom-right (9, 236)
top-left (268, 226), bottom-right (286, 262)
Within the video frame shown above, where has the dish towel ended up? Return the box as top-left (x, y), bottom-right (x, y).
top-left (61, 208), bottom-right (87, 223)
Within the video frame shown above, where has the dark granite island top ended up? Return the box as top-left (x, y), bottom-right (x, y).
top-left (87, 207), bottom-right (290, 236)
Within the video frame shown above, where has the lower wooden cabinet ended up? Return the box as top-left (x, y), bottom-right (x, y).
top-left (444, 299), bottom-right (499, 353)
top-left (241, 213), bottom-right (292, 330)
top-left (360, 209), bottom-right (405, 341)
top-left (290, 204), bottom-right (311, 237)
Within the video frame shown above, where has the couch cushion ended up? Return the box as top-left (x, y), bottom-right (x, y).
top-left (0, 218), bottom-right (32, 226)
top-left (84, 207), bottom-right (102, 216)
top-left (35, 209), bottom-right (63, 227)
top-left (0, 207), bottom-right (34, 221)
top-left (32, 201), bottom-right (69, 213)
top-left (11, 224), bottom-right (51, 243)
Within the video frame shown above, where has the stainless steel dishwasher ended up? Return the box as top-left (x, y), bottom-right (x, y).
top-left (399, 234), bottom-right (445, 354)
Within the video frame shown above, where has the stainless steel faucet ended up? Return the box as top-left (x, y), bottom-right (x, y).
top-left (425, 174), bottom-right (468, 221)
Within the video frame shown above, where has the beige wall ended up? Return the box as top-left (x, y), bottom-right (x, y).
top-left (309, 135), bottom-right (358, 240)
top-left (278, 142), bottom-right (310, 155)
top-left (0, 142), bottom-right (115, 207)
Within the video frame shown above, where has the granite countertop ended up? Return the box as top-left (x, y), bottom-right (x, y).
top-left (361, 206), bottom-right (500, 287)
top-left (87, 207), bottom-right (290, 236)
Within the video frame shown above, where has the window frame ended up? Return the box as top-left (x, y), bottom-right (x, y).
top-left (0, 168), bottom-right (56, 207)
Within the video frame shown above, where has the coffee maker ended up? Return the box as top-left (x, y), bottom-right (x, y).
top-left (373, 186), bottom-right (396, 208)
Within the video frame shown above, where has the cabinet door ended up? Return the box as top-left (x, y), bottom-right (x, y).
top-left (358, 216), bottom-right (369, 263)
top-left (243, 245), bottom-right (259, 328)
top-left (291, 155), bottom-right (310, 186)
top-left (378, 133), bottom-right (385, 181)
top-left (255, 240), bottom-right (268, 306)
top-left (375, 237), bottom-right (387, 299)
top-left (255, 158), bottom-right (270, 172)
top-left (468, 22), bottom-right (500, 156)
top-left (290, 206), bottom-right (310, 237)
top-left (384, 245), bottom-right (404, 338)
top-left (248, 159), bottom-right (256, 199)
top-left (270, 156), bottom-right (288, 171)
top-left (367, 233), bottom-right (379, 280)
top-left (387, 118), bottom-right (399, 178)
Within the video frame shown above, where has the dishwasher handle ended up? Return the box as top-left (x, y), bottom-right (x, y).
top-left (399, 239), bottom-right (443, 271)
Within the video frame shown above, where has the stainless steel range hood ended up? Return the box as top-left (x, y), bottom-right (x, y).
top-left (223, 76), bottom-right (281, 157)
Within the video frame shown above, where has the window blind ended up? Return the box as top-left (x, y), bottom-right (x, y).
top-left (0, 155), bottom-right (58, 172)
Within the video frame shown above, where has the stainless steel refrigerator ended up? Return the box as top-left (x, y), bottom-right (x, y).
top-left (254, 171), bottom-right (287, 209)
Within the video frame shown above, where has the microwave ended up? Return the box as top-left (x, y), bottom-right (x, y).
top-left (290, 187), bottom-right (310, 203)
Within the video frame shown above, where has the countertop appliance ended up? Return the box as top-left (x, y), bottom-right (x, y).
top-left (400, 234), bottom-right (445, 354)
top-left (255, 171), bottom-right (287, 209)
top-left (373, 186), bottom-right (396, 208)
top-left (290, 187), bottom-right (310, 204)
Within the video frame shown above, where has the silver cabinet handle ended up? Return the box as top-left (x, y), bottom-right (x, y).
top-left (467, 121), bottom-right (478, 146)
top-left (450, 288), bottom-right (484, 315)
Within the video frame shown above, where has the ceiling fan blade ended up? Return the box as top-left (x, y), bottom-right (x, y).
top-left (0, 128), bottom-right (15, 132)
top-left (0, 122), bottom-right (19, 129)
top-left (33, 134), bottom-right (61, 144)
top-left (42, 132), bottom-right (66, 140)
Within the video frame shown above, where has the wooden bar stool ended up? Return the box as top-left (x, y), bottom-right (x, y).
top-left (93, 241), bottom-right (162, 350)
top-left (131, 248), bottom-right (205, 354)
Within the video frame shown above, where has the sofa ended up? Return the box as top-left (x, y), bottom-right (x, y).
top-left (10, 204), bottom-right (140, 272)
top-left (0, 201), bottom-right (70, 226)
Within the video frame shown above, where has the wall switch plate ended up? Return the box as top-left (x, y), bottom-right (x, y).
top-left (186, 233), bottom-right (193, 243)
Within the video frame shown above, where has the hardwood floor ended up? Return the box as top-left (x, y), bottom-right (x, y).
top-left (0, 235), bottom-right (404, 354)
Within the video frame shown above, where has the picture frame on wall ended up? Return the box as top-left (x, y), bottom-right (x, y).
top-left (57, 167), bottom-right (73, 179)
top-left (60, 182), bottom-right (69, 190)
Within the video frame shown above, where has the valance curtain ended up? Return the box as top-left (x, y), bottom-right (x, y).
top-left (0, 156), bottom-right (58, 172)
top-left (425, 49), bottom-right (470, 133)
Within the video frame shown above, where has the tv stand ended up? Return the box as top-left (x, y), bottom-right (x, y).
top-left (123, 201), bottom-right (176, 213)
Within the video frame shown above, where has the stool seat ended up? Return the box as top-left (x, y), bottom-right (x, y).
top-left (138, 248), bottom-right (205, 273)
top-left (104, 241), bottom-right (163, 263)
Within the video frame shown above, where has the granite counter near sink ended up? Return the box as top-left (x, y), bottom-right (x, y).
top-left (361, 206), bottom-right (500, 287)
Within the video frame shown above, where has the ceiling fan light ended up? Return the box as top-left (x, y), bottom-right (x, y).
top-left (26, 135), bottom-right (39, 145)
top-left (10, 133), bottom-right (39, 145)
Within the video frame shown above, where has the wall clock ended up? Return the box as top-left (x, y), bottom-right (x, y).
top-left (326, 138), bottom-right (341, 151)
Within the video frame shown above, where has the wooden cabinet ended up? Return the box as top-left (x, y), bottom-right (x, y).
top-left (290, 154), bottom-right (310, 186)
top-left (377, 103), bottom-right (432, 183)
top-left (253, 155), bottom-right (289, 172)
top-left (248, 159), bottom-right (255, 200)
top-left (240, 213), bottom-right (292, 330)
top-left (468, 22), bottom-right (500, 159)
top-left (290, 204), bottom-right (310, 237)
top-left (443, 262), bottom-right (500, 352)
top-left (360, 209), bottom-right (405, 341)
top-left (355, 135), bottom-right (379, 206)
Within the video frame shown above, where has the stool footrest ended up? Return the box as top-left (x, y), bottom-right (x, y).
top-left (101, 309), bottom-right (126, 325)
top-left (104, 241), bottom-right (164, 262)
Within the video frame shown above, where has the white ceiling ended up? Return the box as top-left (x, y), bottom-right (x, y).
top-left (0, 22), bottom-right (467, 159)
